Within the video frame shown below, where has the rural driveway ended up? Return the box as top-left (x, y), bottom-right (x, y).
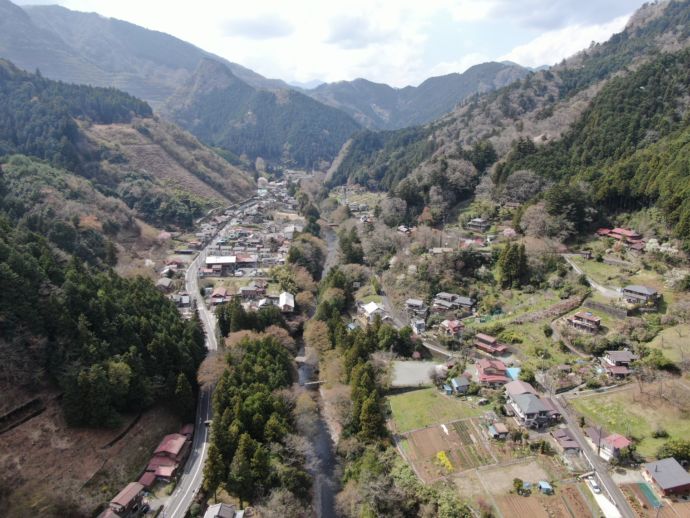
top-left (562, 255), bottom-right (620, 299)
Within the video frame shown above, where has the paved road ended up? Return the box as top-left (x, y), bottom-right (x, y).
top-left (563, 255), bottom-right (620, 299)
top-left (164, 197), bottom-right (259, 517)
top-left (552, 395), bottom-right (635, 518)
top-left (164, 246), bottom-right (219, 518)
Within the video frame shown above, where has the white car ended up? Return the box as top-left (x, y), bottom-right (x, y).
top-left (234, 270), bottom-right (245, 277)
top-left (588, 477), bottom-right (601, 493)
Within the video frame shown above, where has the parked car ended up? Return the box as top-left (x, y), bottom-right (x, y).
top-left (588, 477), bottom-right (601, 493)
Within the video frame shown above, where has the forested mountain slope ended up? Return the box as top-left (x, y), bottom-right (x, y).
top-left (0, 0), bottom-right (285, 106)
top-left (164, 59), bottom-right (362, 169)
top-left (309, 62), bottom-right (528, 130)
top-left (327, 0), bottom-right (690, 239)
top-left (0, 59), bottom-right (254, 229)
top-left (499, 47), bottom-right (690, 247)
top-left (0, 58), bottom-right (212, 421)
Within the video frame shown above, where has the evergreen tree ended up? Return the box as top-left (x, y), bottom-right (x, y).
top-left (203, 443), bottom-right (224, 500)
top-left (358, 391), bottom-right (385, 441)
top-left (174, 373), bottom-right (195, 421)
top-left (227, 433), bottom-right (258, 508)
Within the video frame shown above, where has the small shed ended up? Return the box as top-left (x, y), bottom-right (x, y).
top-left (538, 481), bottom-right (553, 494)
top-left (443, 384), bottom-right (453, 396)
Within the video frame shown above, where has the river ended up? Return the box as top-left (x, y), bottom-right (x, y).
top-left (298, 224), bottom-right (339, 517)
top-left (297, 342), bottom-right (339, 518)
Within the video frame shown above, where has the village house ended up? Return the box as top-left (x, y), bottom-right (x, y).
top-left (450, 375), bottom-right (470, 394)
top-left (205, 255), bottom-right (236, 275)
top-left (566, 311), bottom-right (601, 333)
top-left (145, 432), bottom-right (191, 481)
top-left (105, 482), bottom-right (145, 517)
top-left (439, 319), bottom-right (464, 338)
top-left (474, 333), bottom-right (508, 355)
top-left (643, 458), bottom-right (690, 497)
top-left (432, 292), bottom-right (476, 313)
top-left (602, 349), bottom-right (638, 378)
top-left (540, 397), bottom-right (562, 422)
top-left (508, 393), bottom-right (550, 429)
top-left (405, 298), bottom-right (427, 315)
top-left (505, 380), bottom-right (550, 429)
top-left (171, 291), bottom-right (191, 308)
top-left (621, 284), bottom-right (660, 307)
top-left (476, 358), bottom-right (509, 387)
top-left (359, 301), bottom-right (386, 322)
top-left (465, 217), bottom-right (490, 232)
top-left (487, 422), bottom-right (509, 440)
top-left (203, 503), bottom-right (245, 518)
top-left (586, 428), bottom-right (632, 461)
top-left (279, 292), bottom-right (295, 313)
top-left (210, 287), bottom-right (229, 305)
top-left (411, 318), bottom-right (426, 335)
top-left (283, 224), bottom-right (303, 240)
top-left (429, 247), bottom-right (454, 255)
top-left (155, 277), bottom-right (173, 293)
top-left (596, 227), bottom-right (646, 249)
top-left (552, 428), bottom-right (581, 454)
top-left (238, 285), bottom-right (258, 299)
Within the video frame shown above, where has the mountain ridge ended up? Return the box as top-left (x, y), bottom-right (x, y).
top-left (308, 61), bottom-right (529, 129)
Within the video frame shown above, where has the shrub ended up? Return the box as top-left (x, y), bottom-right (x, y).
top-left (436, 450), bottom-right (453, 472)
top-left (652, 428), bottom-right (669, 439)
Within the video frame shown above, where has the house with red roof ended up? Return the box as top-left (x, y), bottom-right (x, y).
top-left (106, 482), bottom-right (145, 517)
top-left (439, 319), bottom-right (464, 338)
top-left (474, 333), bottom-right (508, 355)
top-left (596, 227), bottom-right (646, 251)
top-left (586, 428), bottom-right (632, 461)
top-left (142, 432), bottom-right (191, 482)
top-left (476, 359), bottom-right (509, 387)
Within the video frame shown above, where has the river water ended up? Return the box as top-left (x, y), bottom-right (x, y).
top-left (297, 344), bottom-right (339, 518)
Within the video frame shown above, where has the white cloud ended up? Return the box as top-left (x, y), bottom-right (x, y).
top-left (221, 15), bottom-right (294, 40)
top-left (427, 52), bottom-right (491, 78)
top-left (499, 14), bottom-right (631, 67)
top-left (11, 0), bottom-right (643, 85)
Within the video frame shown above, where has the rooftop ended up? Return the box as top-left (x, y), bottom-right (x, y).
top-left (154, 433), bottom-right (187, 457)
top-left (475, 333), bottom-right (497, 344)
top-left (623, 284), bottom-right (658, 296)
top-left (505, 380), bottom-right (537, 397)
top-left (644, 458), bottom-right (690, 490)
top-left (110, 482), bottom-right (143, 508)
top-left (603, 433), bottom-right (631, 450)
top-left (512, 393), bottom-right (548, 414)
top-left (605, 350), bottom-right (638, 363)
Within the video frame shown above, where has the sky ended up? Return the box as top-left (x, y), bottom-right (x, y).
top-left (14, 0), bottom-right (646, 87)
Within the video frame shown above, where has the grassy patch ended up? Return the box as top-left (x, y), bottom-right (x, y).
top-left (388, 388), bottom-right (483, 433)
top-left (570, 256), bottom-right (638, 286)
top-left (360, 294), bottom-right (383, 304)
top-left (571, 384), bottom-right (690, 458)
top-left (648, 324), bottom-right (690, 363)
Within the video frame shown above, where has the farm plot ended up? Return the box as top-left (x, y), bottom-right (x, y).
top-left (497, 490), bottom-right (593, 518)
top-left (620, 484), bottom-right (684, 518)
top-left (452, 420), bottom-right (496, 466)
top-left (403, 418), bottom-right (495, 482)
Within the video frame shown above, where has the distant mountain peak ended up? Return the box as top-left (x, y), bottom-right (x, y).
top-left (309, 61), bottom-right (529, 129)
